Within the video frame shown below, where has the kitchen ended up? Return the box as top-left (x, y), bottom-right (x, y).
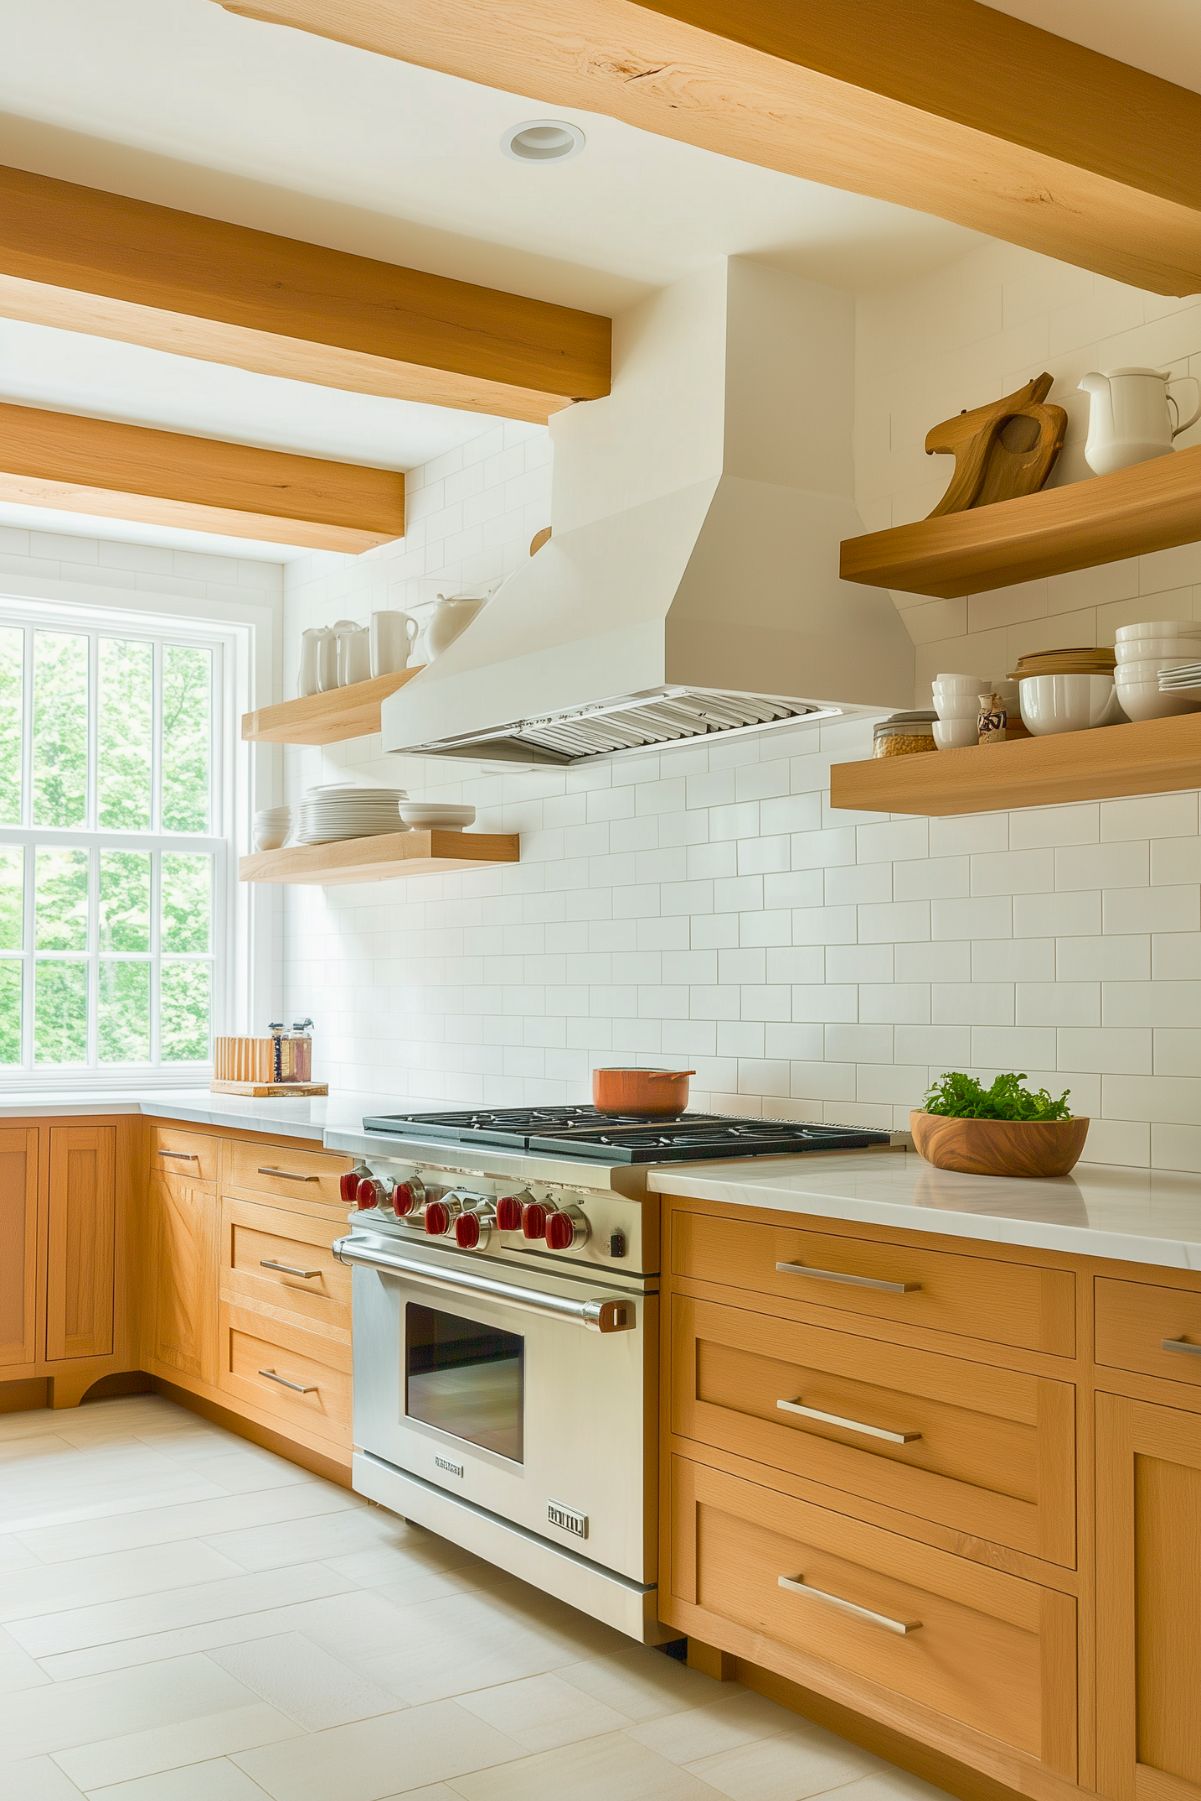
top-left (2, 1), bottom-right (1201, 1797)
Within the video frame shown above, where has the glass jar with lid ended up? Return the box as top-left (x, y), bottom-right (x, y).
top-left (872, 711), bottom-right (938, 758)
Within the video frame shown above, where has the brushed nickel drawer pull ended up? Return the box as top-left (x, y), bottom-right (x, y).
top-left (158, 1150), bottom-right (199, 1161)
top-left (778, 1574), bottom-right (921, 1635)
top-left (777, 1397), bottom-right (921, 1445)
top-left (257, 1166), bottom-right (319, 1182)
top-left (259, 1259), bottom-right (321, 1280)
top-left (258, 1367), bottom-right (317, 1394)
top-left (1162, 1337), bottom-right (1201, 1358)
top-left (776, 1260), bottom-right (920, 1295)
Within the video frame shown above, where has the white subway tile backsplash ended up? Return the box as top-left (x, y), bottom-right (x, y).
top-left (1016, 982), bottom-right (1100, 1026)
top-left (1014, 890), bottom-right (1101, 938)
top-left (1153, 1029), bottom-right (1201, 1076)
top-left (1104, 885), bottom-right (1200, 935)
top-left (1150, 1123), bottom-right (1201, 1173)
top-left (933, 982), bottom-right (1014, 1024)
top-left (932, 896), bottom-right (1012, 940)
top-left (1055, 842), bottom-right (1149, 892)
top-left (971, 848), bottom-right (1055, 895)
top-left (1103, 981), bottom-right (1201, 1027)
top-left (1102, 794), bottom-right (1198, 841)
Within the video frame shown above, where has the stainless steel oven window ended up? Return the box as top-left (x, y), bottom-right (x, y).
top-left (404, 1302), bottom-right (525, 1463)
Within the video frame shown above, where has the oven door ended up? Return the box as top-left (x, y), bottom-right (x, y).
top-left (338, 1229), bottom-right (654, 1582)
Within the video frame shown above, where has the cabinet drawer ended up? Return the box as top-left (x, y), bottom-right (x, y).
top-left (667, 1456), bottom-right (1076, 1776)
top-left (217, 1302), bottom-right (351, 1448)
top-left (1096, 1277), bottom-right (1201, 1391)
top-left (220, 1196), bottom-right (350, 1336)
top-left (221, 1139), bottom-right (350, 1208)
top-left (149, 1123), bottom-right (217, 1185)
top-left (671, 1210), bottom-right (1074, 1356)
top-left (671, 1296), bottom-right (1075, 1564)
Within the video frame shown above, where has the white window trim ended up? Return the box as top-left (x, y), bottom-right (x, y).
top-left (0, 592), bottom-right (258, 1093)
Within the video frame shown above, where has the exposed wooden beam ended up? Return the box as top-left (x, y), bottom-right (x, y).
top-left (211, 0), bottom-right (1201, 295)
top-left (0, 166), bottom-right (611, 423)
top-left (0, 403), bottom-right (406, 552)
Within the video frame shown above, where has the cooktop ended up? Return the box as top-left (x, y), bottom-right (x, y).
top-left (360, 1104), bottom-right (891, 1165)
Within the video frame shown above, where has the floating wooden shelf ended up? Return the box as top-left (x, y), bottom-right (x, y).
top-left (241, 669), bottom-right (425, 745)
top-left (840, 446), bottom-right (1201, 599)
top-left (830, 714), bottom-right (1201, 817)
top-left (239, 829), bottom-right (519, 886)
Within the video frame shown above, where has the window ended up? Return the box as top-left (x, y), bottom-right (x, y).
top-left (0, 611), bottom-right (228, 1076)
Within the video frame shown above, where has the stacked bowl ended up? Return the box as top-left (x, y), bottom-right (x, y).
top-left (252, 805), bottom-right (292, 852)
top-left (1114, 621), bottom-right (1201, 721)
top-left (931, 673), bottom-right (986, 749)
top-left (297, 784), bottom-right (408, 845)
top-left (1013, 647), bottom-right (1121, 736)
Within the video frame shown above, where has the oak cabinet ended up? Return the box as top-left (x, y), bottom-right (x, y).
top-left (146, 1169), bottom-right (217, 1386)
top-left (0, 1127), bottom-right (39, 1369)
top-left (1097, 1393), bottom-right (1201, 1801)
top-left (45, 1125), bottom-right (117, 1362)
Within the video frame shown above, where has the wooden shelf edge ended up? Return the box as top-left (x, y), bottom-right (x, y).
top-left (840, 445), bottom-right (1201, 599)
top-left (241, 667), bottom-right (424, 745)
top-left (829, 714), bottom-right (1201, 816)
top-left (238, 829), bottom-right (520, 885)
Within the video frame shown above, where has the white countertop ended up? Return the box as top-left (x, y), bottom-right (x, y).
top-left (0, 1088), bottom-right (397, 1142)
top-left (648, 1149), bottom-right (1201, 1270)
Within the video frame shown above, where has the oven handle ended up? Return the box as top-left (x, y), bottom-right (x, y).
top-left (333, 1236), bottom-right (636, 1334)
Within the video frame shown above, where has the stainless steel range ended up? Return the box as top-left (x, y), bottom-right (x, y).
top-left (329, 1106), bottom-right (893, 1643)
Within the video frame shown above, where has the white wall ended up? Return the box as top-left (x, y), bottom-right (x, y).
top-left (281, 252), bottom-right (1201, 1174)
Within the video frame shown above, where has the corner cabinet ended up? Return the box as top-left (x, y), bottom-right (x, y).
top-left (0, 1127), bottom-right (40, 1369)
top-left (1096, 1394), bottom-right (1201, 1801)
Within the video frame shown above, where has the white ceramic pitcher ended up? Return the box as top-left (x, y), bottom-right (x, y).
top-left (1079, 366), bottom-right (1201, 476)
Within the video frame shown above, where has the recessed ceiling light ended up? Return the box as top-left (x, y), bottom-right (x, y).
top-left (501, 120), bottom-right (586, 164)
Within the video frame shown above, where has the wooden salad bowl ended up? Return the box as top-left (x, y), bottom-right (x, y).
top-left (910, 1109), bottom-right (1090, 1179)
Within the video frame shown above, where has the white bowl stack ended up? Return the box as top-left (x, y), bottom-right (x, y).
top-left (1115, 621), bottom-right (1201, 721)
top-left (252, 805), bottom-right (292, 852)
top-left (297, 784), bottom-right (408, 845)
top-left (931, 672), bottom-right (986, 749)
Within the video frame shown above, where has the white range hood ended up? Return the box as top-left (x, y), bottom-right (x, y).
top-left (383, 258), bottom-right (913, 765)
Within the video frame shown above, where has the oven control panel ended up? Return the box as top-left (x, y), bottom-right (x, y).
top-left (342, 1160), bottom-right (648, 1274)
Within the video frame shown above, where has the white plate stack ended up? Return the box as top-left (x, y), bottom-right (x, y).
top-left (1115, 621), bottom-right (1201, 720)
top-left (297, 784), bottom-right (408, 845)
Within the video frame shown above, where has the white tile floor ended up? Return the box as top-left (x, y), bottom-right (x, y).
top-left (0, 1395), bottom-right (943, 1801)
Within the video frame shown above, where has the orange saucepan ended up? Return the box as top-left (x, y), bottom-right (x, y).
top-left (592, 1066), bottom-right (695, 1116)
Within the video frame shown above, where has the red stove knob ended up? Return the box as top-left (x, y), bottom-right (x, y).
top-left (424, 1200), bottom-right (452, 1236)
top-left (340, 1169), bottom-right (364, 1204)
top-left (496, 1194), bottom-right (525, 1232)
top-left (355, 1175), bottom-right (379, 1210)
top-left (455, 1211), bottom-right (481, 1249)
top-left (545, 1208), bottom-right (588, 1251)
top-left (392, 1179), bottom-right (423, 1218)
top-left (521, 1201), bottom-right (550, 1241)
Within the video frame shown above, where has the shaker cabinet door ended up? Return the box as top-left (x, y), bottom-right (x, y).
top-left (146, 1170), bottom-right (217, 1385)
top-left (46, 1125), bottom-right (117, 1362)
top-left (0, 1127), bottom-right (39, 1368)
top-left (1097, 1393), bottom-right (1201, 1801)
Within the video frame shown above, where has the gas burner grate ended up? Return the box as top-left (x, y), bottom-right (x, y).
top-left (361, 1106), bottom-right (890, 1163)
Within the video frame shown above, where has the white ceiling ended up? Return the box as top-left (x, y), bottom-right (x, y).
top-left (0, 0), bottom-right (1195, 559)
top-left (981, 0), bottom-right (1201, 92)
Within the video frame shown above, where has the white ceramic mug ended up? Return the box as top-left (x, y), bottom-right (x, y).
top-left (307, 627), bottom-right (340, 694)
top-left (335, 624), bottom-right (371, 687)
top-left (370, 610), bottom-right (420, 677)
top-left (299, 626), bottom-right (334, 698)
